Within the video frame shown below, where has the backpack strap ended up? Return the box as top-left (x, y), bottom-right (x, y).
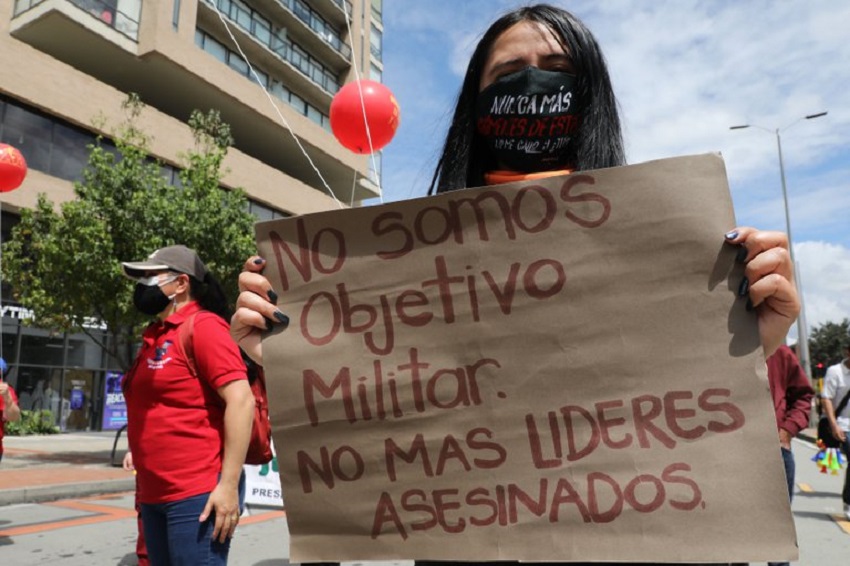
top-left (177, 312), bottom-right (198, 378)
top-left (836, 387), bottom-right (850, 417)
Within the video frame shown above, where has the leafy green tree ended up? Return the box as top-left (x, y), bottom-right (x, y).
top-left (808, 318), bottom-right (850, 376)
top-left (2, 94), bottom-right (256, 370)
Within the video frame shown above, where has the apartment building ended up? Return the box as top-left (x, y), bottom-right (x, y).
top-left (0, 0), bottom-right (384, 431)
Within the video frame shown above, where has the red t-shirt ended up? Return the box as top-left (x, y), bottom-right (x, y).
top-left (1, 382), bottom-right (19, 454)
top-left (766, 344), bottom-right (814, 436)
top-left (123, 302), bottom-right (247, 504)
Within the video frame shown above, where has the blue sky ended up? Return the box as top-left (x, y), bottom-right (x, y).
top-left (374, 0), bottom-right (850, 341)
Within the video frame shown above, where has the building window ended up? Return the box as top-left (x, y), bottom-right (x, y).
top-left (306, 105), bottom-right (323, 125)
top-left (196, 30), bottom-right (228, 62)
top-left (368, 150), bottom-right (382, 184)
top-left (371, 0), bottom-right (382, 22)
top-left (205, 0), bottom-right (340, 94)
top-left (370, 63), bottom-right (382, 82)
top-left (0, 95), bottom-right (202, 187)
top-left (196, 29), bottom-right (333, 128)
top-left (370, 24), bottom-right (382, 61)
top-left (1, 103), bottom-right (53, 173)
top-left (14, 0), bottom-right (145, 40)
top-left (173, 0), bottom-right (181, 30)
top-left (51, 124), bottom-right (91, 181)
top-left (247, 199), bottom-right (289, 220)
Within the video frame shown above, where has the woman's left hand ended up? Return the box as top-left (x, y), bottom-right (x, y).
top-left (725, 227), bottom-right (800, 357)
top-left (200, 482), bottom-right (240, 543)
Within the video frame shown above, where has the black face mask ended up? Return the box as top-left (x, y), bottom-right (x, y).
top-left (133, 283), bottom-right (173, 316)
top-left (475, 66), bottom-right (582, 172)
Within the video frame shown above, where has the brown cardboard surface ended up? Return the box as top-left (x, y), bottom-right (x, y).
top-left (256, 154), bottom-right (797, 563)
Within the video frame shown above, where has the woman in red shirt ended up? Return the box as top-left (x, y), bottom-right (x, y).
top-left (0, 357), bottom-right (22, 464)
top-left (122, 245), bottom-right (253, 565)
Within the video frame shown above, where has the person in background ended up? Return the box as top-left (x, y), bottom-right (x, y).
top-left (123, 450), bottom-right (149, 566)
top-left (0, 357), bottom-right (22, 464)
top-left (230, 4), bottom-right (800, 565)
top-left (822, 340), bottom-right (850, 521)
top-left (766, 344), bottom-right (814, 566)
top-left (121, 245), bottom-right (254, 565)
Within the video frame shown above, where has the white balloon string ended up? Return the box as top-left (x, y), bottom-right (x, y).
top-left (207, 1), bottom-right (344, 209)
top-left (341, 1), bottom-right (383, 203)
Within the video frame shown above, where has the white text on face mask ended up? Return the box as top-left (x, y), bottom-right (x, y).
top-left (488, 89), bottom-right (573, 116)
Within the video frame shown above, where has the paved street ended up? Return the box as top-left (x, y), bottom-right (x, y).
top-left (0, 490), bottom-right (410, 566)
top-left (784, 438), bottom-right (850, 564)
top-left (0, 439), bottom-right (847, 565)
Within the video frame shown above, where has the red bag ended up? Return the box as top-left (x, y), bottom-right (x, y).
top-left (179, 312), bottom-right (273, 466)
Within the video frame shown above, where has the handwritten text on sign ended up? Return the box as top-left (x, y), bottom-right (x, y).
top-left (257, 155), bottom-right (796, 563)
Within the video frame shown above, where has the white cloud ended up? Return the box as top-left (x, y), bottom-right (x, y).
top-left (794, 241), bottom-right (850, 339)
top-left (381, 0), bottom-right (850, 336)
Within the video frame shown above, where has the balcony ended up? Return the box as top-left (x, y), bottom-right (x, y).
top-left (308, 0), bottom-right (353, 25)
top-left (200, 0), bottom-right (341, 95)
top-left (13, 0), bottom-right (141, 41)
top-left (274, 0), bottom-right (351, 61)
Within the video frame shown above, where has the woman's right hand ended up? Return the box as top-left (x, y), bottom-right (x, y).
top-left (122, 451), bottom-right (134, 472)
top-left (231, 256), bottom-right (288, 366)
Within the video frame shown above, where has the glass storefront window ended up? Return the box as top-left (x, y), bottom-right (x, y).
top-left (20, 330), bottom-right (66, 366)
top-left (1, 338), bottom-right (17, 364)
top-left (66, 331), bottom-right (107, 368)
top-left (64, 369), bottom-right (95, 431)
top-left (14, 366), bottom-right (62, 417)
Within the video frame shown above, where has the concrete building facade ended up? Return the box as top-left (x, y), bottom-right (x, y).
top-left (0, 0), bottom-right (383, 430)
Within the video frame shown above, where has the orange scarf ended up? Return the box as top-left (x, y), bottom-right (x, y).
top-left (484, 169), bottom-right (574, 186)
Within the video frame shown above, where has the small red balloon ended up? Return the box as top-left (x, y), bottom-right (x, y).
top-left (0, 143), bottom-right (27, 192)
top-left (330, 80), bottom-right (400, 154)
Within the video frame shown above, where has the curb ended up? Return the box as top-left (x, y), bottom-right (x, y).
top-left (0, 477), bottom-right (135, 507)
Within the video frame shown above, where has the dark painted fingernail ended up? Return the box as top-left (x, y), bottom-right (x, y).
top-left (737, 278), bottom-right (749, 297)
top-left (735, 246), bottom-right (748, 263)
top-left (253, 257), bottom-right (265, 265)
top-left (265, 317), bottom-right (274, 332)
top-left (745, 298), bottom-right (754, 312)
top-left (267, 289), bottom-right (278, 304)
top-left (725, 230), bottom-right (739, 240)
top-left (273, 310), bottom-right (290, 327)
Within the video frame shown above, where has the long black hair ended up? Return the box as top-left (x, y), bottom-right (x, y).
top-left (429, 4), bottom-right (625, 195)
top-left (188, 272), bottom-right (260, 380)
top-left (189, 273), bottom-right (231, 323)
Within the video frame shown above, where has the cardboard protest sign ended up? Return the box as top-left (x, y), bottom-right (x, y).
top-left (255, 154), bottom-right (797, 563)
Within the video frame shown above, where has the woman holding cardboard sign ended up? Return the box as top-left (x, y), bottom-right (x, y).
top-left (231, 4), bottom-right (797, 566)
top-left (232, 4), bottom-right (797, 364)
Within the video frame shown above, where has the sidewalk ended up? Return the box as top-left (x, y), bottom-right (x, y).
top-left (0, 426), bottom-right (823, 508)
top-left (0, 430), bottom-right (135, 506)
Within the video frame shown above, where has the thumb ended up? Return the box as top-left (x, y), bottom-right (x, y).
top-left (199, 498), bottom-right (213, 522)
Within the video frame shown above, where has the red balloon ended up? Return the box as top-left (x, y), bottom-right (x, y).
top-left (0, 143), bottom-right (27, 192)
top-left (330, 80), bottom-right (400, 154)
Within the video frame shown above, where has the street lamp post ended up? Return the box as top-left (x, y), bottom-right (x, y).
top-left (729, 111), bottom-right (828, 378)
